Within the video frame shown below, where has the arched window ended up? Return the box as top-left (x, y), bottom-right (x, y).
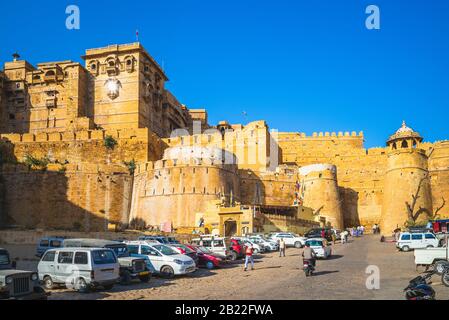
top-left (45, 70), bottom-right (55, 77)
top-left (401, 140), bottom-right (408, 148)
top-left (392, 142), bottom-right (397, 150)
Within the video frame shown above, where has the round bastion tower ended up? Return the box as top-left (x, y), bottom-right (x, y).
top-left (298, 164), bottom-right (344, 229)
top-left (380, 122), bottom-right (433, 235)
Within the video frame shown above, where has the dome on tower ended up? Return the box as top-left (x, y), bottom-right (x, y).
top-left (395, 121), bottom-right (414, 134)
top-left (387, 121), bottom-right (423, 148)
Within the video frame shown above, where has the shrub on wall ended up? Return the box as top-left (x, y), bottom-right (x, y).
top-left (124, 159), bottom-right (136, 175)
top-left (23, 154), bottom-right (49, 170)
top-left (104, 135), bottom-right (118, 150)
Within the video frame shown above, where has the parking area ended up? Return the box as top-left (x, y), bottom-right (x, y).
top-left (3, 235), bottom-right (449, 300)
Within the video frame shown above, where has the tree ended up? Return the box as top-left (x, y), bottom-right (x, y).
top-left (404, 176), bottom-right (441, 225)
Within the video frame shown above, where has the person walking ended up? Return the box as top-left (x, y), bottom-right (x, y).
top-left (341, 230), bottom-right (345, 244)
top-left (244, 244), bottom-right (255, 271)
top-left (279, 238), bottom-right (286, 257)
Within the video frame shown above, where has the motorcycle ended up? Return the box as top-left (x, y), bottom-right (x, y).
top-left (441, 264), bottom-right (449, 287)
top-left (303, 259), bottom-right (315, 277)
top-left (404, 271), bottom-right (436, 300)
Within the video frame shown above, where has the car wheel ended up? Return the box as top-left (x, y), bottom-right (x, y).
top-left (442, 271), bottom-right (449, 287)
top-left (206, 261), bottom-right (215, 270)
top-left (427, 245), bottom-right (434, 249)
top-left (253, 248), bottom-right (259, 254)
top-left (75, 277), bottom-right (90, 293)
top-left (230, 251), bottom-right (238, 261)
top-left (402, 245), bottom-right (410, 252)
top-left (139, 274), bottom-right (151, 283)
top-left (435, 261), bottom-right (448, 275)
top-left (43, 276), bottom-right (54, 290)
top-left (294, 242), bottom-right (302, 249)
top-left (120, 270), bottom-right (132, 285)
top-left (161, 265), bottom-right (175, 279)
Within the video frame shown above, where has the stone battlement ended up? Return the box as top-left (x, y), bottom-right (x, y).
top-left (0, 128), bottom-right (153, 143)
top-left (278, 131), bottom-right (364, 139)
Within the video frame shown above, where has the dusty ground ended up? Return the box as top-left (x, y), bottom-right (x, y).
top-left (3, 235), bottom-right (449, 300)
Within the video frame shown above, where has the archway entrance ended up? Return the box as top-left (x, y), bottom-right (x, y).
top-left (224, 219), bottom-right (237, 237)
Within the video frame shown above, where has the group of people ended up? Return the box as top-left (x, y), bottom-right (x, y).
top-left (349, 225), bottom-right (365, 237)
top-left (372, 224), bottom-right (381, 234)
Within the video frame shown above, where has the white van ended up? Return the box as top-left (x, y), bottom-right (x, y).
top-left (396, 232), bottom-right (439, 252)
top-left (125, 241), bottom-right (196, 278)
top-left (38, 248), bottom-right (120, 293)
top-left (191, 236), bottom-right (230, 259)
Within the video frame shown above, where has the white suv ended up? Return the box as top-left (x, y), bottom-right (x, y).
top-left (270, 233), bottom-right (307, 248)
top-left (125, 241), bottom-right (196, 278)
top-left (396, 232), bottom-right (439, 252)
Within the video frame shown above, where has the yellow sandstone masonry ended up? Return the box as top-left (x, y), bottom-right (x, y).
top-left (1, 44), bottom-right (449, 234)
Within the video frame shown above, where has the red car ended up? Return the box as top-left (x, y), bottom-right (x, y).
top-left (230, 238), bottom-right (246, 260)
top-left (187, 244), bottom-right (223, 269)
top-left (170, 244), bottom-right (199, 266)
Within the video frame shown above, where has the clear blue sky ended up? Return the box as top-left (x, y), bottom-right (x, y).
top-left (1, 0), bottom-right (448, 147)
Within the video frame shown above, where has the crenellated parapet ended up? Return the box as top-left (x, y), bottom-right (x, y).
top-left (0, 127), bottom-right (153, 143)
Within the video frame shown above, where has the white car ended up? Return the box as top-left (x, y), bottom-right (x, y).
top-left (237, 238), bottom-right (264, 254)
top-left (396, 232), bottom-right (439, 252)
top-left (125, 241), bottom-right (196, 278)
top-left (270, 233), bottom-right (307, 248)
top-left (305, 238), bottom-right (332, 259)
top-left (247, 236), bottom-right (278, 251)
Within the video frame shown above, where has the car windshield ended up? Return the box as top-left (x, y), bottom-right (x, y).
top-left (0, 251), bottom-right (10, 265)
top-left (106, 244), bottom-right (129, 258)
top-left (92, 250), bottom-right (117, 265)
top-left (306, 240), bottom-right (323, 247)
top-left (197, 246), bottom-right (212, 254)
top-left (153, 245), bottom-right (178, 256)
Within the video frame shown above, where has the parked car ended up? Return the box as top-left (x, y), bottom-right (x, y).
top-left (169, 244), bottom-right (199, 266)
top-left (167, 236), bottom-right (180, 244)
top-left (187, 245), bottom-right (223, 270)
top-left (246, 235), bottom-right (279, 252)
top-left (304, 228), bottom-right (333, 241)
top-left (305, 238), bottom-right (332, 259)
top-left (38, 248), bottom-right (120, 293)
top-left (125, 241), bottom-right (196, 278)
top-left (396, 232), bottom-right (439, 252)
top-left (0, 248), bottom-right (48, 300)
top-left (235, 238), bottom-right (264, 254)
top-left (230, 238), bottom-right (246, 260)
top-left (36, 237), bottom-right (65, 258)
top-left (269, 232), bottom-right (307, 248)
top-left (138, 236), bottom-right (169, 244)
top-left (414, 245), bottom-right (449, 274)
top-left (63, 239), bottom-right (150, 285)
top-left (191, 236), bottom-right (230, 260)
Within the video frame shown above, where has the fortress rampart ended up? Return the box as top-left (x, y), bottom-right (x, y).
top-left (0, 127), bottom-right (166, 164)
top-left (130, 152), bottom-right (240, 228)
top-left (0, 163), bottom-right (133, 231)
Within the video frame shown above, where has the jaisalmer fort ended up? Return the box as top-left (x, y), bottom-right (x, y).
top-left (0, 43), bottom-right (448, 237)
